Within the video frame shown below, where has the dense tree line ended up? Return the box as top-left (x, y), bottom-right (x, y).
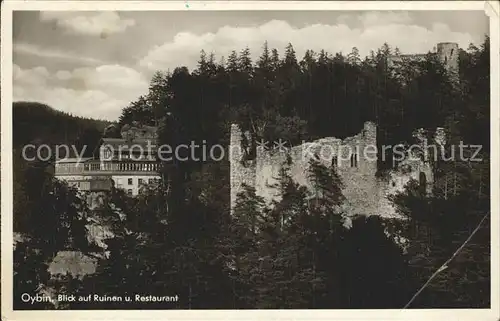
top-left (12, 37), bottom-right (490, 309)
top-left (117, 41), bottom-right (485, 171)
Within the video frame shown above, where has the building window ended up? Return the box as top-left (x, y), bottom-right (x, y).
top-left (127, 189), bottom-right (133, 196)
top-left (138, 178), bottom-right (143, 185)
top-left (148, 178), bottom-right (153, 184)
top-left (128, 178), bottom-right (133, 185)
top-left (103, 148), bottom-right (111, 159)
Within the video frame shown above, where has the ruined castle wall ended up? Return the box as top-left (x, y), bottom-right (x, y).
top-left (387, 42), bottom-right (460, 88)
top-left (230, 121), bottom-right (444, 220)
top-left (229, 124), bottom-right (256, 212)
top-left (377, 160), bottom-right (434, 218)
top-left (334, 122), bottom-right (383, 217)
top-left (377, 129), bottom-right (442, 218)
top-left (252, 121), bottom-right (386, 217)
top-left (437, 42), bottom-right (459, 83)
top-left (254, 145), bottom-right (311, 205)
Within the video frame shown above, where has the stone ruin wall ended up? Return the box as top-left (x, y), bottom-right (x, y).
top-left (252, 121), bottom-right (385, 217)
top-left (387, 42), bottom-right (460, 86)
top-left (230, 122), bottom-right (446, 219)
top-left (229, 124), bottom-right (257, 210)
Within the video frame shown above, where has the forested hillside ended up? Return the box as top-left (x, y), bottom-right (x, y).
top-left (13, 101), bottom-right (111, 153)
top-left (13, 37), bottom-right (490, 309)
top-left (12, 102), bottom-right (112, 232)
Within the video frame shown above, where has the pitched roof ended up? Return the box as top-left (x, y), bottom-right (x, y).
top-left (55, 157), bottom-right (93, 164)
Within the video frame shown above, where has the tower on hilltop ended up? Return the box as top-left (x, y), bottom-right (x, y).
top-left (436, 42), bottom-right (459, 84)
top-left (387, 41), bottom-right (460, 86)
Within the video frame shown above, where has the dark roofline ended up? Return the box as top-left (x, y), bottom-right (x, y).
top-left (92, 137), bottom-right (158, 159)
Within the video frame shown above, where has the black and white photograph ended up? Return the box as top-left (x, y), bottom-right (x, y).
top-left (1, 1), bottom-right (499, 319)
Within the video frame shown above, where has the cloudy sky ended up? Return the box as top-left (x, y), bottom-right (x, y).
top-left (13, 10), bottom-right (489, 121)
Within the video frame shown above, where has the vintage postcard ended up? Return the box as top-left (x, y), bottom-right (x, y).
top-left (1, 1), bottom-right (499, 320)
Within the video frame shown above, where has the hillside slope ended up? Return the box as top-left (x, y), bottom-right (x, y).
top-left (13, 101), bottom-right (113, 157)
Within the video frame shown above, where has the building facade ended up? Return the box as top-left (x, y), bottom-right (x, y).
top-left (55, 124), bottom-right (161, 198)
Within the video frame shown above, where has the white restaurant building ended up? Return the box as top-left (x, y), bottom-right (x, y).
top-left (54, 124), bottom-right (161, 196)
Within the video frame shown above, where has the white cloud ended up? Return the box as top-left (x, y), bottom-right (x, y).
top-left (139, 16), bottom-right (481, 72)
top-left (39, 11), bottom-right (135, 36)
top-left (15, 12), bottom-right (485, 121)
top-left (13, 64), bottom-right (148, 120)
top-left (14, 42), bottom-right (105, 65)
top-left (13, 65), bottom-right (50, 87)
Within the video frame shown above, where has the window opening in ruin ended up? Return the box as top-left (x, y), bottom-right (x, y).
top-left (419, 172), bottom-right (427, 194)
top-left (450, 49), bottom-right (454, 56)
top-left (350, 154), bottom-right (358, 167)
top-left (444, 56), bottom-right (447, 64)
top-left (392, 181), bottom-right (396, 187)
top-left (332, 156), bottom-right (338, 168)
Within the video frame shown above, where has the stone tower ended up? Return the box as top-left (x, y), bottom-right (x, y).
top-left (437, 42), bottom-right (459, 84)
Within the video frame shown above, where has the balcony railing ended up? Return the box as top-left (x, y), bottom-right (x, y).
top-left (55, 160), bottom-right (160, 176)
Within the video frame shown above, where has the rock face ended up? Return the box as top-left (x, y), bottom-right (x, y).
top-left (120, 122), bottom-right (158, 141)
top-left (47, 251), bottom-right (97, 278)
top-left (103, 124), bottom-right (120, 138)
top-left (230, 121), bottom-right (445, 219)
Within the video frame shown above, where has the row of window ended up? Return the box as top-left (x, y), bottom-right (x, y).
top-left (99, 162), bottom-right (159, 172)
top-left (102, 149), bottom-right (156, 160)
top-left (126, 177), bottom-right (160, 185)
top-left (55, 163), bottom-right (84, 173)
top-left (69, 181), bottom-right (90, 189)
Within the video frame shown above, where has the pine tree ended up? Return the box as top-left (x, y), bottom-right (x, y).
top-left (257, 41), bottom-right (271, 70)
top-left (284, 43), bottom-right (298, 67)
top-left (270, 48), bottom-right (280, 72)
top-left (227, 50), bottom-right (239, 73)
top-left (238, 47), bottom-right (253, 76)
top-left (347, 47), bottom-right (361, 65)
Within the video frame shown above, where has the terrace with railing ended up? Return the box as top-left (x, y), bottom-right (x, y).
top-left (55, 159), bottom-right (161, 176)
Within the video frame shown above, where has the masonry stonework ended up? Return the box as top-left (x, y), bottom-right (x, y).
top-left (230, 122), bottom-right (445, 219)
top-left (436, 42), bottom-right (460, 83)
top-left (387, 42), bottom-right (460, 86)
